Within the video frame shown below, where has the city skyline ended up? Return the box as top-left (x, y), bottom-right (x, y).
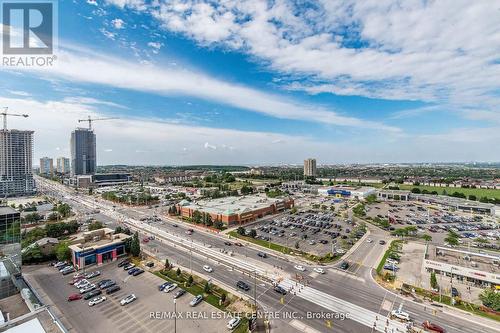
top-left (1, 1), bottom-right (499, 164)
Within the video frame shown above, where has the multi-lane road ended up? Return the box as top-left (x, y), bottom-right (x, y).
top-left (35, 176), bottom-right (499, 333)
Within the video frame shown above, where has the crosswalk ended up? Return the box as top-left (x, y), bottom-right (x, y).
top-left (278, 279), bottom-right (409, 333)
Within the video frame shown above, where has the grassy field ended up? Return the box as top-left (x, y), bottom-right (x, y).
top-left (398, 184), bottom-right (500, 200)
top-left (324, 181), bottom-right (386, 189)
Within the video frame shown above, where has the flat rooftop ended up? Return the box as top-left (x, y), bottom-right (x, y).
top-left (0, 206), bottom-right (18, 216)
top-left (427, 245), bottom-right (499, 274)
top-left (183, 194), bottom-right (290, 216)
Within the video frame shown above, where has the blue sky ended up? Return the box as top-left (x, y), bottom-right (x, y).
top-left (1, 0), bottom-right (499, 165)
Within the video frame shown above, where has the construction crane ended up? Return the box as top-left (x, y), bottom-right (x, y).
top-left (77, 116), bottom-right (119, 130)
top-left (1, 107), bottom-right (29, 130)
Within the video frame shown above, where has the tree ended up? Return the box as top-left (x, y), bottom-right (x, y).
top-left (430, 272), bottom-right (438, 290)
top-left (444, 234), bottom-right (459, 246)
top-left (88, 221), bottom-right (104, 231)
top-left (115, 226), bottom-right (123, 234)
top-left (164, 258), bottom-right (170, 270)
top-left (421, 234), bottom-right (432, 243)
top-left (176, 267), bottom-right (181, 276)
top-left (55, 241), bottom-right (71, 261)
top-left (411, 188), bottom-right (421, 194)
top-left (130, 232), bottom-right (141, 257)
top-left (205, 214), bottom-right (213, 227)
top-left (240, 185), bottom-right (254, 195)
top-left (220, 293), bottom-right (226, 304)
top-left (22, 245), bottom-right (45, 263)
top-left (187, 275), bottom-right (193, 286)
top-left (479, 289), bottom-right (500, 311)
top-left (237, 226), bottom-right (246, 236)
top-left (192, 210), bottom-right (202, 224)
top-left (468, 194), bottom-right (477, 201)
top-left (294, 241), bottom-right (299, 249)
top-left (204, 281), bottom-right (211, 293)
top-left (248, 229), bottom-right (257, 238)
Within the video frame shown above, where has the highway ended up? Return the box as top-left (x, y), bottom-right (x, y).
top-left (35, 176), bottom-right (499, 333)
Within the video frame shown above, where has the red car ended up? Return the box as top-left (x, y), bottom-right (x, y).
top-left (423, 321), bottom-right (446, 333)
top-left (234, 242), bottom-right (243, 247)
top-left (142, 237), bottom-right (149, 243)
top-left (68, 294), bottom-right (82, 302)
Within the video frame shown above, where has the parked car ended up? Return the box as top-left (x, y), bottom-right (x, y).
top-left (117, 259), bottom-right (129, 267)
top-left (67, 293), bottom-right (82, 302)
top-left (379, 240), bottom-right (386, 245)
top-left (451, 287), bottom-right (459, 297)
top-left (83, 289), bottom-right (102, 300)
top-left (236, 281), bottom-right (250, 291)
top-left (88, 296), bottom-right (106, 306)
top-left (97, 279), bottom-right (112, 289)
top-left (203, 265), bottom-right (213, 273)
top-left (85, 271), bottom-right (101, 279)
top-left (189, 295), bottom-right (203, 307)
top-left (132, 269), bottom-right (144, 276)
top-left (123, 263), bottom-right (135, 270)
top-left (164, 283), bottom-right (178, 293)
top-left (106, 285), bottom-right (121, 294)
top-left (159, 282), bottom-right (171, 291)
top-left (128, 267), bottom-right (140, 275)
top-left (100, 280), bottom-right (116, 289)
top-left (173, 289), bottom-right (186, 299)
top-left (79, 284), bottom-right (96, 294)
top-left (422, 321), bottom-right (446, 333)
top-left (226, 317), bottom-right (241, 330)
top-left (145, 262), bottom-right (154, 268)
top-left (120, 294), bottom-right (137, 306)
top-left (75, 279), bottom-right (90, 289)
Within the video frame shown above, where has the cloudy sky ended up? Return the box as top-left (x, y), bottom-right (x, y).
top-left (2, 0), bottom-right (500, 165)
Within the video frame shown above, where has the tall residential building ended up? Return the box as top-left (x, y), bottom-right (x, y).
top-left (70, 128), bottom-right (96, 176)
top-left (304, 158), bottom-right (317, 177)
top-left (0, 130), bottom-right (36, 197)
top-left (56, 156), bottom-right (70, 174)
top-left (39, 157), bottom-right (54, 175)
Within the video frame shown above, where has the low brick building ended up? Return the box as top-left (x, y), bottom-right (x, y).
top-left (178, 194), bottom-right (294, 226)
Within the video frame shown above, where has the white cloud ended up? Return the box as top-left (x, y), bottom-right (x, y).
top-left (141, 0), bottom-right (500, 113)
top-left (99, 28), bottom-right (116, 40)
top-left (111, 18), bottom-right (125, 29)
top-left (104, 0), bottom-right (146, 11)
top-left (1, 95), bottom-right (497, 164)
top-left (6, 90), bottom-right (31, 97)
top-left (87, 0), bottom-right (98, 6)
top-left (15, 46), bottom-right (399, 132)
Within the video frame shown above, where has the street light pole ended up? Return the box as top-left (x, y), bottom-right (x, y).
top-left (174, 298), bottom-right (177, 333)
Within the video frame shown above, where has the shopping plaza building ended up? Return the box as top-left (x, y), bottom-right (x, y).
top-left (69, 228), bottom-right (130, 269)
top-left (424, 245), bottom-right (500, 288)
top-left (179, 194), bottom-right (294, 226)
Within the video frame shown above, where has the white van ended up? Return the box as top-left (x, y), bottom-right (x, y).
top-left (227, 317), bottom-right (241, 330)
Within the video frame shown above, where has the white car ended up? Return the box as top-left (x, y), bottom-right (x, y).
top-left (390, 309), bottom-right (410, 322)
top-left (226, 317), bottom-right (241, 330)
top-left (75, 279), bottom-right (90, 288)
top-left (120, 294), bottom-right (137, 306)
top-left (80, 284), bottom-right (96, 294)
top-left (294, 265), bottom-right (306, 272)
top-left (203, 265), bottom-right (213, 273)
top-left (367, 238), bottom-right (373, 243)
top-left (88, 296), bottom-right (106, 306)
top-left (163, 283), bottom-right (178, 293)
top-left (313, 267), bottom-right (325, 274)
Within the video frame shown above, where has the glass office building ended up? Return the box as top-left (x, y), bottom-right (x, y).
top-left (0, 206), bottom-right (21, 299)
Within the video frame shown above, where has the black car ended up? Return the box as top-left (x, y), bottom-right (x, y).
top-left (100, 280), bottom-right (116, 289)
top-left (274, 286), bottom-right (287, 295)
top-left (257, 252), bottom-right (267, 258)
top-left (451, 287), bottom-right (459, 297)
top-left (84, 289), bottom-right (102, 300)
top-left (173, 289), bottom-right (187, 299)
top-left (106, 285), bottom-right (121, 294)
top-left (224, 241), bottom-right (232, 246)
top-left (236, 281), bottom-right (250, 291)
top-left (132, 269), bottom-right (144, 276)
top-left (117, 259), bottom-right (129, 268)
top-left (379, 240), bottom-right (386, 245)
top-left (340, 262), bottom-right (349, 270)
top-left (145, 262), bottom-right (154, 268)
top-left (128, 268), bottom-right (140, 275)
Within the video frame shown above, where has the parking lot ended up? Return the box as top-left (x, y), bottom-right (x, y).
top-left (24, 261), bottom-right (229, 333)
top-left (250, 211), bottom-right (366, 256)
top-left (365, 201), bottom-right (499, 246)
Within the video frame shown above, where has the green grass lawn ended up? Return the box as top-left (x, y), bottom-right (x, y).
top-left (398, 184), bottom-right (500, 200)
top-left (323, 181), bottom-right (386, 188)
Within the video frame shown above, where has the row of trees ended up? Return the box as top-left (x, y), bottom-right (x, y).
top-left (190, 210), bottom-right (224, 229)
top-left (411, 187), bottom-right (500, 204)
top-left (102, 191), bottom-right (159, 206)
